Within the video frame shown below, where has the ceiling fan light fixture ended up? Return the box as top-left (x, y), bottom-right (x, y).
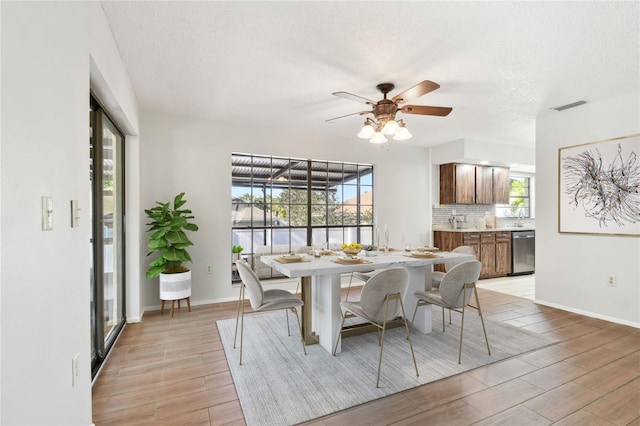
top-left (328, 80), bottom-right (453, 145)
top-left (369, 131), bottom-right (388, 144)
top-left (357, 122), bottom-right (375, 139)
top-left (393, 125), bottom-right (412, 140)
top-left (381, 118), bottom-right (400, 135)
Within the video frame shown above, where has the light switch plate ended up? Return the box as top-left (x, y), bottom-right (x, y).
top-left (70, 200), bottom-right (80, 227)
top-left (72, 353), bottom-right (79, 386)
top-left (42, 196), bottom-right (53, 230)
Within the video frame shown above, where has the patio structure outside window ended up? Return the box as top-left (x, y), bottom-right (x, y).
top-left (232, 153), bottom-right (374, 280)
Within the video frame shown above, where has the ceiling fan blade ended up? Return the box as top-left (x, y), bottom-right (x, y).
top-left (400, 105), bottom-right (453, 116)
top-left (392, 80), bottom-right (440, 104)
top-left (332, 91), bottom-right (377, 105)
top-left (325, 110), bottom-right (372, 122)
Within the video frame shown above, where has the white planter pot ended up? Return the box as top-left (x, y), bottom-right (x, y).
top-left (159, 270), bottom-right (191, 300)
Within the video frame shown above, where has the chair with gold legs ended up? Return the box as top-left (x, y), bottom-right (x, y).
top-left (412, 260), bottom-right (490, 364)
top-left (431, 245), bottom-right (477, 324)
top-left (233, 259), bottom-right (306, 365)
top-left (431, 245), bottom-right (477, 288)
top-left (332, 268), bottom-right (419, 388)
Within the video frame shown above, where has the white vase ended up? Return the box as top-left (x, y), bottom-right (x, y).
top-left (159, 270), bottom-right (191, 300)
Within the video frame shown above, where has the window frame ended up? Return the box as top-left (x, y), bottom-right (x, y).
top-left (496, 175), bottom-right (531, 218)
top-left (232, 153), bottom-right (374, 280)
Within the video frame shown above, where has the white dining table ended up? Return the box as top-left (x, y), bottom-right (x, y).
top-left (261, 251), bottom-right (475, 353)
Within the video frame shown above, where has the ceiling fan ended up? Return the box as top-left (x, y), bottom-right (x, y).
top-left (326, 80), bottom-right (452, 143)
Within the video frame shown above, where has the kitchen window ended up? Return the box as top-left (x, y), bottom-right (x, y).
top-left (496, 175), bottom-right (532, 218)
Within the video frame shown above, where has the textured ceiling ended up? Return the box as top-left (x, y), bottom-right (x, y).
top-left (100, 1), bottom-right (639, 151)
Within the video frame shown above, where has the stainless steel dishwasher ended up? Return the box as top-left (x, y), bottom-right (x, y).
top-left (511, 230), bottom-right (535, 275)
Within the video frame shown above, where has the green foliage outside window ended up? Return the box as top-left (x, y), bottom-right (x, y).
top-left (509, 178), bottom-right (527, 216)
top-left (495, 176), bottom-right (531, 218)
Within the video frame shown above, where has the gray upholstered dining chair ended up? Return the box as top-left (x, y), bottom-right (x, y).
top-left (431, 245), bottom-right (477, 288)
top-left (412, 260), bottom-right (490, 364)
top-left (431, 245), bottom-right (477, 325)
top-left (344, 269), bottom-right (376, 301)
top-left (332, 268), bottom-right (419, 388)
top-left (233, 259), bottom-right (306, 365)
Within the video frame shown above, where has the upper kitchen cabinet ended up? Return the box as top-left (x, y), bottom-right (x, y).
top-left (492, 166), bottom-right (510, 204)
top-left (475, 165), bottom-right (494, 204)
top-left (440, 163), bottom-right (475, 204)
top-left (440, 163), bottom-right (510, 205)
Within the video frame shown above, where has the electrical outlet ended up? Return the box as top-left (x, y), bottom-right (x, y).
top-left (72, 353), bottom-right (79, 386)
top-left (607, 276), bottom-right (616, 287)
top-left (206, 265), bottom-right (213, 274)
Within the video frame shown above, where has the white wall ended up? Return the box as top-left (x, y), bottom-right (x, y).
top-left (1, 5), bottom-right (635, 424)
top-left (1, 2), bottom-right (139, 424)
top-left (536, 91), bottom-right (640, 327)
top-left (140, 112), bottom-right (432, 307)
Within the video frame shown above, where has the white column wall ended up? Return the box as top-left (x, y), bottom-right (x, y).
top-left (1, 2), bottom-right (139, 424)
top-left (535, 91), bottom-right (640, 327)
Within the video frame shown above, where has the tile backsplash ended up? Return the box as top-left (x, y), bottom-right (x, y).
top-left (433, 204), bottom-right (535, 230)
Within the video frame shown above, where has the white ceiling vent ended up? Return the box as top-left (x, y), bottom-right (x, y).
top-left (550, 100), bottom-right (587, 111)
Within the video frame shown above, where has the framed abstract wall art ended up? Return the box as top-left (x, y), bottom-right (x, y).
top-left (558, 133), bottom-right (640, 236)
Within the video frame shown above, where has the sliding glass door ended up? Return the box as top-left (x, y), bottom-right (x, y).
top-left (90, 96), bottom-right (126, 377)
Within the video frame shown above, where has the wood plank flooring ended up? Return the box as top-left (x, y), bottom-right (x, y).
top-left (92, 279), bottom-right (640, 425)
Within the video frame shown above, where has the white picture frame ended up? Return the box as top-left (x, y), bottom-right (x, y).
top-left (558, 133), bottom-right (640, 236)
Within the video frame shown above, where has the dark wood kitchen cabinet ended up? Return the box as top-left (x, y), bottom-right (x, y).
top-left (433, 230), bottom-right (511, 279)
top-left (462, 232), bottom-right (480, 259)
top-left (440, 163), bottom-right (510, 205)
top-left (480, 232), bottom-right (496, 277)
top-left (492, 167), bottom-right (510, 205)
top-left (440, 163), bottom-right (476, 204)
top-left (475, 166), bottom-right (494, 204)
top-left (495, 231), bottom-right (512, 275)
top-left (480, 231), bottom-right (512, 278)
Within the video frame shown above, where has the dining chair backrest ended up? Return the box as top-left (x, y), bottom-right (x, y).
top-left (444, 246), bottom-right (477, 272)
top-left (439, 260), bottom-right (482, 308)
top-left (360, 268), bottom-right (409, 323)
top-left (236, 259), bottom-right (264, 310)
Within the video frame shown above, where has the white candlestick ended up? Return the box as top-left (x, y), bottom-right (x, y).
top-left (384, 223), bottom-right (389, 251)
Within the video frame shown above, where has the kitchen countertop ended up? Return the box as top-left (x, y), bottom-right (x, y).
top-left (434, 227), bottom-right (535, 233)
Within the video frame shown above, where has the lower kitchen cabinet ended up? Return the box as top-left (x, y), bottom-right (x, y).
top-left (433, 230), bottom-right (511, 279)
top-left (480, 232), bottom-right (496, 277)
top-left (462, 232), bottom-right (480, 259)
top-left (495, 232), bottom-right (512, 275)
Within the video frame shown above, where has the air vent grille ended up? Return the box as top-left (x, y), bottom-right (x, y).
top-left (551, 100), bottom-right (587, 111)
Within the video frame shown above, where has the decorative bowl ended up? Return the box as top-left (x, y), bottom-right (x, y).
top-left (342, 248), bottom-right (362, 256)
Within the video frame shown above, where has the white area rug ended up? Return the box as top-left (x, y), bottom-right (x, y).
top-left (217, 309), bottom-right (557, 426)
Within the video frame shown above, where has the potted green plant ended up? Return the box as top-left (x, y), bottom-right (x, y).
top-left (145, 192), bottom-right (199, 310)
top-left (362, 244), bottom-right (378, 256)
top-left (232, 244), bottom-right (244, 262)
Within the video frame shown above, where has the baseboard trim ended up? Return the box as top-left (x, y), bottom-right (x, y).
top-left (534, 298), bottom-right (640, 329)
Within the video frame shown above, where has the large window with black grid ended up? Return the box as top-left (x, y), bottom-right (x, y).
top-left (231, 153), bottom-right (374, 280)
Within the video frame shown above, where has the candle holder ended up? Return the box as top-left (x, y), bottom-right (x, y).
top-left (384, 230), bottom-right (389, 252)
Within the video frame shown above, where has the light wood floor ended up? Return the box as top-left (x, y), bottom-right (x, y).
top-left (477, 274), bottom-right (535, 300)
top-left (92, 280), bottom-right (640, 425)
